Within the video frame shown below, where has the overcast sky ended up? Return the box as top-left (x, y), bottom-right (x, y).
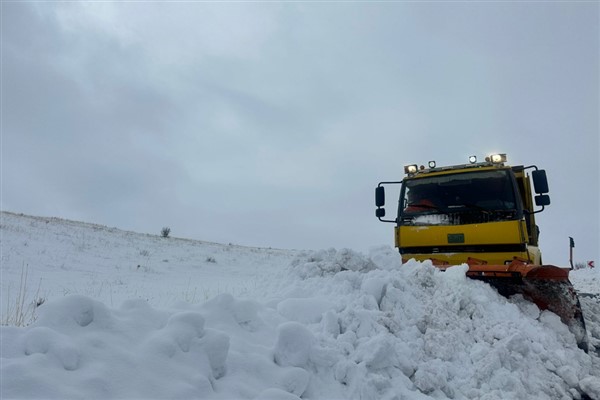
top-left (2, 2), bottom-right (598, 265)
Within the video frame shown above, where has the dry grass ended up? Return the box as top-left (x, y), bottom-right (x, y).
top-left (2, 263), bottom-right (45, 327)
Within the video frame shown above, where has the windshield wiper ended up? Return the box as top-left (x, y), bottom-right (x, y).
top-left (405, 203), bottom-right (446, 213)
top-left (448, 203), bottom-right (492, 214)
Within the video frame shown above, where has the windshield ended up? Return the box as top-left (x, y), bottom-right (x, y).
top-left (399, 169), bottom-right (521, 226)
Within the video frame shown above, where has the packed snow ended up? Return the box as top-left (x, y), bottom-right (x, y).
top-left (1, 211), bottom-right (599, 399)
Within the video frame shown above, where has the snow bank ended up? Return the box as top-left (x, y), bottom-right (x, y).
top-left (286, 250), bottom-right (599, 399)
top-left (2, 246), bottom-right (599, 400)
top-left (570, 266), bottom-right (600, 295)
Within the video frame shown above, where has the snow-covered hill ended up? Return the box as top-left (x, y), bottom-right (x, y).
top-left (1, 211), bottom-right (599, 399)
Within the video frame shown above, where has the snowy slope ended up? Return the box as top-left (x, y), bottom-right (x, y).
top-left (1, 211), bottom-right (599, 400)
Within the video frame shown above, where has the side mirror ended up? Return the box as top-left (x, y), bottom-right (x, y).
top-left (535, 194), bottom-right (550, 207)
top-left (376, 208), bottom-right (386, 218)
top-left (532, 170), bottom-right (549, 194)
top-left (375, 186), bottom-right (385, 207)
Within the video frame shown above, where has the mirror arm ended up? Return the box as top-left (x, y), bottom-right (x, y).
top-left (375, 180), bottom-right (403, 223)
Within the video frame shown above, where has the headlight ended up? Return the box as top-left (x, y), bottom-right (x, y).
top-left (469, 155), bottom-right (477, 164)
top-left (428, 161), bottom-right (436, 168)
top-left (488, 153), bottom-right (507, 164)
top-left (404, 164), bottom-right (418, 174)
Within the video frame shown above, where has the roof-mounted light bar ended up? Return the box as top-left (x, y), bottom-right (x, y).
top-left (404, 154), bottom-right (507, 175)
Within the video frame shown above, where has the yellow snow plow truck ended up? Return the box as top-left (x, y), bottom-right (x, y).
top-left (375, 154), bottom-right (589, 352)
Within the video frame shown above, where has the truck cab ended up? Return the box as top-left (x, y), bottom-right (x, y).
top-left (376, 154), bottom-right (551, 266)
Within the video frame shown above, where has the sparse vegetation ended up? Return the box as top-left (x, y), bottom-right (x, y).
top-left (2, 263), bottom-right (45, 327)
top-left (161, 227), bottom-right (171, 238)
top-left (182, 279), bottom-right (199, 303)
top-left (206, 256), bottom-right (217, 263)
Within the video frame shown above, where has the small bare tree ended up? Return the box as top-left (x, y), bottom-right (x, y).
top-left (161, 227), bottom-right (171, 238)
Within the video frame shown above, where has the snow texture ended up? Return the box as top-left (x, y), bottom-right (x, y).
top-left (1, 211), bottom-right (600, 399)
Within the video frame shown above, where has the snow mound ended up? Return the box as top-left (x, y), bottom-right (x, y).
top-left (289, 248), bottom-right (377, 278)
top-left (291, 256), bottom-right (598, 399)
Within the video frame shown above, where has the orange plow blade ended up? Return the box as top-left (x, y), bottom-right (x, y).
top-left (464, 261), bottom-right (589, 352)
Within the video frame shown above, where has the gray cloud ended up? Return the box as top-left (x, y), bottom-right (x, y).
top-left (2, 2), bottom-right (598, 264)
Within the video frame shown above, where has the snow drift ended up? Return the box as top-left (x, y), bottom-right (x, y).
top-left (1, 212), bottom-right (599, 399)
